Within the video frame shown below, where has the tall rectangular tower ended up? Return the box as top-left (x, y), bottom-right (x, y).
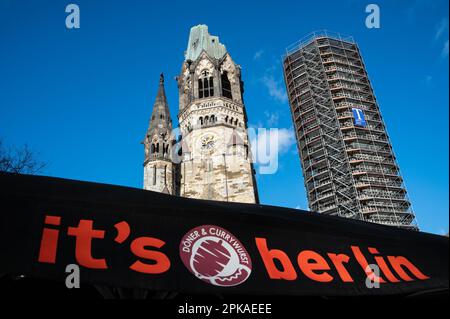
top-left (176, 25), bottom-right (258, 203)
top-left (143, 25), bottom-right (258, 203)
top-left (282, 31), bottom-right (417, 230)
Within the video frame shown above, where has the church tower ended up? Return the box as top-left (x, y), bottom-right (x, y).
top-left (143, 74), bottom-right (176, 194)
top-left (177, 25), bottom-right (258, 203)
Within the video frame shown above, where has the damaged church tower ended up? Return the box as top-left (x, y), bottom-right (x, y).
top-left (177, 24), bottom-right (258, 203)
top-left (143, 25), bottom-right (258, 204)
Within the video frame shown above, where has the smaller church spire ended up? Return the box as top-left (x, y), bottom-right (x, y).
top-left (142, 73), bottom-right (176, 195)
top-left (148, 72), bottom-right (172, 134)
top-left (143, 73), bottom-right (174, 167)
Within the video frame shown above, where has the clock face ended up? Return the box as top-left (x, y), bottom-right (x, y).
top-left (201, 135), bottom-right (215, 151)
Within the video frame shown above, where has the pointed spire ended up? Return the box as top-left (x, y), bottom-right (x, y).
top-left (148, 73), bottom-right (172, 134)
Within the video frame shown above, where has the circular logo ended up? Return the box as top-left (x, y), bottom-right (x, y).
top-left (179, 225), bottom-right (252, 287)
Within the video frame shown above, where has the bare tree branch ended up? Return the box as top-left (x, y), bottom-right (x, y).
top-left (0, 139), bottom-right (47, 174)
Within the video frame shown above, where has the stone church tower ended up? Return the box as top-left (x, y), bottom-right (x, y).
top-left (142, 73), bottom-right (176, 194)
top-left (176, 25), bottom-right (258, 203)
top-left (143, 25), bottom-right (258, 204)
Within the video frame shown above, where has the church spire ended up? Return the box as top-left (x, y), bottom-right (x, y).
top-left (143, 73), bottom-right (174, 164)
top-left (143, 73), bottom-right (176, 195)
top-left (148, 73), bottom-right (172, 134)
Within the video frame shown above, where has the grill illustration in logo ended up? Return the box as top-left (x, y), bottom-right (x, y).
top-left (180, 225), bottom-right (252, 287)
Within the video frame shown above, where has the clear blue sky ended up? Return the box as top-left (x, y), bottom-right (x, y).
top-left (0, 0), bottom-right (448, 235)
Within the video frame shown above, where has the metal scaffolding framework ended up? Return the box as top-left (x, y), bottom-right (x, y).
top-left (283, 31), bottom-right (418, 230)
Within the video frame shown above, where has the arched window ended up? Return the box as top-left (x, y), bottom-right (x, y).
top-left (198, 70), bottom-right (214, 98)
top-left (230, 117), bottom-right (234, 124)
top-left (221, 71), bottom-right (232, 99)
top-left (204, 116), bottom-right (209, 125)
top-left (199, 117), bottom-right (203, 125)
top-left (162, 143), bottom-right (166, 155)
top-left (234, 119), bottom-right (238, 126)
top-left (156, 143), bottom-right (159, 153)
top-left (224, 116), bottom-right (228, 123)
top-left (165, 144), bottom-right (169, 155)
top-left (210, 115), bottom-right (215, 123)
top-left (151, 144), bottom-right (155, 154)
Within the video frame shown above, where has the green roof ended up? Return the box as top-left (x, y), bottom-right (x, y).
top-left (185, 24), bottom-right (227, 61)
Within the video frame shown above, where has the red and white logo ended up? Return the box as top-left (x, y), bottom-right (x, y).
top-left (180, 225), bottom-right (252, 287)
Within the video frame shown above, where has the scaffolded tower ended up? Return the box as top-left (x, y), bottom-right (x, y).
top-left (283, 31), bottom-right (417, 230)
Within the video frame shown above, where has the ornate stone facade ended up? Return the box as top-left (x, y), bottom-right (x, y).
top-left (143, 25), bottom-right (258, 204)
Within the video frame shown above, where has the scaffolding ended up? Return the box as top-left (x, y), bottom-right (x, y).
top-left (283, 31), bottom-right (418, 230)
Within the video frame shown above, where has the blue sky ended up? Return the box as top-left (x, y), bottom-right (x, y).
top-left (0, 0), bottom-right (448, 235)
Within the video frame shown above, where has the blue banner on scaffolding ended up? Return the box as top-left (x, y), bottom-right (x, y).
top-left (352, 108), bottom-right (367, 127)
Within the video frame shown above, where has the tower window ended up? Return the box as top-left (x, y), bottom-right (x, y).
top-left (198, 79), bottom-right (203, 98)
top-left (198, 70), bottom-right (214, 99)
top-left (221, 71), bottom-right (232, 99)
top-left (151, 144), bottom-right (155, 154)
top-left (203, 78), bottom-right (209, 98)
top-left (153, 166), bottom-right (156, 185)
top-left (209, 77), bottom-right (214, 96)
